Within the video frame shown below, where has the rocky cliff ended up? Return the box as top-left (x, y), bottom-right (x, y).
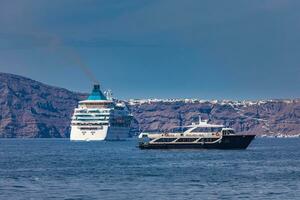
top-left (128, 99), bottom-right (300, 136)
top-left (0, 72), bottom-right (299, 138)
top-left (0, 73), bottom-right (86, 138)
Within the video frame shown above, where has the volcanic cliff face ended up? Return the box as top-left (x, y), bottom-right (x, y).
top-left (128, 100), bottom-right (300, 136)
top-left (0, 73), bottom-right (86, 138)
top-left (0, 72), bottom-right (299, 138)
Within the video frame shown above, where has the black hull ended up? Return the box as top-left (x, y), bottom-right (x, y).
top-left (139, 135), bottom-right (255, 150)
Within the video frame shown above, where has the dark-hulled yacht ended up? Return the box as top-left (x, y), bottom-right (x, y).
top-left (138, 117), bottom-right (255, 150)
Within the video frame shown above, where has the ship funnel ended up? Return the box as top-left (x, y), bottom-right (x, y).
top-left (87, 84), bottom-right (107, 100)
top-left (93, 84), bottom-right (100, 91)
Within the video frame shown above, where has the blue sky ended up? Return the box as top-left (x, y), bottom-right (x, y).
top-left (0, 0), bottom-right (299, 100)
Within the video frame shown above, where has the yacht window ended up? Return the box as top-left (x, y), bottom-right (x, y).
top-left (222, 130), bottom-right (235, 135)
top-left (170, 127), bottom-right (190, 133)
top-left (198, 138), bottom-right (218, 142)
top-left (191, 127), bottom-right (222, 133)
top-left (155, 138), bottom-right (176, 143)
top-left (177, 138), bottom-right (197, 142)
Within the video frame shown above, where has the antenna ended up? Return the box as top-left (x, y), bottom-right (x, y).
top-left (104, 89), bottom-right (113, 100)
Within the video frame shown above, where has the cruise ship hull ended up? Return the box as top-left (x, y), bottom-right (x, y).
top-left (70, 126), bottom-right (130, 141)
top-left (139, 135), bottom-right (255, 150)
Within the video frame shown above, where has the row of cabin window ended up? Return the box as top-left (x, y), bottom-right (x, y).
top-left (198, 138), bottom-right (218, 142)
top-left (155, 138), bottom-right (197, 143)
top-left (76, 110), bottom-right (110, 114)
top-left (74, 118), bottom-right (109, 121)
top-left (80, 127), bottom-right (103, 130)
top-left (72, 123), bottom-right (109, 126)
top-left (154, 138), bottom-right (218, 143)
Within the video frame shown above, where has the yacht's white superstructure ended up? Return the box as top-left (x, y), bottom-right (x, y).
top-left (70, 84), bottom-right (132, 141)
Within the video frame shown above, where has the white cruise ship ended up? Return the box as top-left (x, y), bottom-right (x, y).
top-left (70, 84), bottom-right (132, 141)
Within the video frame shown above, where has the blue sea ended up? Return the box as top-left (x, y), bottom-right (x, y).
top-left (0, 138), bottom-right (299, 200)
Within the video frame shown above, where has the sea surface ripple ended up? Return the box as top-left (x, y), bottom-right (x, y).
top-left (0, 138), bottom-right (299, 200)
